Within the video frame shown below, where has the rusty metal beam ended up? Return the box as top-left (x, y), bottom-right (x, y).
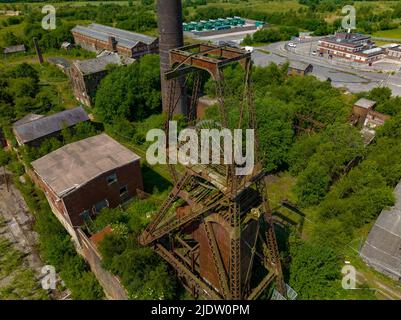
top-left (243, 224), bottom-right (260, 295)
top-left (204, 221), bottom-right (231, 299)
top-left (165, 66), bottom-right (198, 80)
top-left (155, 243), bottom-right (222, 300)
top-left (142, 190), bottom-right (228, 245)
top-left (246, 271), bottom-right (275, 300)
top-left (168, 44), bottom-right (251, 81)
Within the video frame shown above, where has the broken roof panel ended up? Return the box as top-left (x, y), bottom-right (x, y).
top-left (13, 106), bottom-right (89, 144)
top-left (31, 133), bottom-right (141, 197)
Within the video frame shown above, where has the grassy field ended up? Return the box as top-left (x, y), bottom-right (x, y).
top-left (373, 28), bottom-right (401, 39)
top-left (354, 1), bottom-right (401, 11)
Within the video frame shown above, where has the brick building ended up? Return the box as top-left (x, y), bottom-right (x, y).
top-left (352, 98), bottom-right (377, 125)
top-left (385, 44), bottom-right (401, 60)
top-left (68, 52), bottom-right (133, 106)
top-left (13, 106), bottom-right (89, 147)
top-left (351, 98), bottom-right (390, 145)
top-left (31, 134), bottom-right (143, 238)
top-left (71, 23), bottom-right (158, 59)
top-left (318, 32), bottom-right (384, 64)
top-left (286, 61), bottom-right (313, 76)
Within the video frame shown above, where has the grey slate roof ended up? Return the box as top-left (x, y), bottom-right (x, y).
top-left (354, 98), bottom-right (376, 109)
top-left (360, 181), bottom-right (401, 280)
top-left (13, 114), bottom-right (44, 127)
top-left (71, 23), bottom-right (157, 50)
top-left (13, 106), bottom-right (89, 144)
top-left (3, 44), bottom-right (26, 54)
top-left (31, 133), bottom-right (140, 197)
top-left (73, 53), bottom-right (121, 75)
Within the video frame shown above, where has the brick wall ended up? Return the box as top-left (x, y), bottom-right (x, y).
top-left (62, 160), bottom-right (143, 226)
top-left (76, 228), bottom-right (129, 300)
top-left (72, 31), bottom-right (159, 59)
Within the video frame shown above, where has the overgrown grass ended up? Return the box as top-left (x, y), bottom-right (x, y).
top-left (0, 236), bottom-right (48, 300)
top-left (4, 153), bottom-right (104, 300)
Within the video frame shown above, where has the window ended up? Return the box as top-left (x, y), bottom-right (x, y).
top-left (106, 173), bottom-right (117, 184)
top-left (80, 210), bottom-right (92, 223)
top-left (120, 185), bottom-right (128, 196)
top-left (94, 199), bottom-right (108, 213)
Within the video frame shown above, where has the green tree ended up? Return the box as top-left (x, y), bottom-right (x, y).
top-left (95, 55), bottom-right (161, 123)
top-left (294, 160), bottom-right (331, 206)
top-left (8, 63), bottom-right (39, 83)
top-left (289, 241), bottom-right (340, 300)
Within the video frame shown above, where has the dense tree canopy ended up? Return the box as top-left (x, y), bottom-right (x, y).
top-left (289, 241), bottom-right (340, 299)
top-left (95, 55), bottom-right (161, 123)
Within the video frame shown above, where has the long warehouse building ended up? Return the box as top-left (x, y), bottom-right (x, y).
top-left (71, 23), bottom-right (159, 58)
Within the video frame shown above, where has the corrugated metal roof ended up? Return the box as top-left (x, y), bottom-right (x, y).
top-left (71, 23), bottom-right (157, 49)
top-left (13, 106), bottom-right (89, 144)
top-left (31, 133), bottom-right (140, 197)
top-left (360, 181), bottom-right (401, 280)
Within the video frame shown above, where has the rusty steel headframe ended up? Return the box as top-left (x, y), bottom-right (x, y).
top-left (165, 43), bottom-right (252, 81)
top-left (139, 42), bottom-right (286, 300)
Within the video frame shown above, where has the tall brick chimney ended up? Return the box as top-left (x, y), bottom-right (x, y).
top-left (157, 0), bottom-right (187, 115)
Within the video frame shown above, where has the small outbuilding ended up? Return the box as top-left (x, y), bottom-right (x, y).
top-left (352, 98), bottom-right (377, 125)
top-left (3, 44), bottom-right (26, 55)
top-left (282, 61), bottom-right (313, 76)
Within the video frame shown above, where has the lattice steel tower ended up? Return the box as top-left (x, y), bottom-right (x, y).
top-left (139, 39), bottom-right (288, 299)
